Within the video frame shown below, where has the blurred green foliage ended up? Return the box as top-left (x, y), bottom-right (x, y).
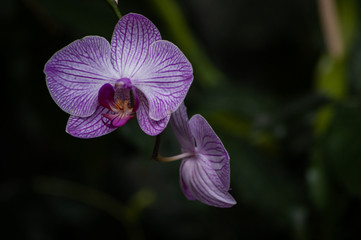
top-left (2, 0), bottom-right (361, 239)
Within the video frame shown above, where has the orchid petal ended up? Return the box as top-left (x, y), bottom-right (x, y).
top-left (133, 40), bottom-right (193, 121)
top-left (111, 13), bottom-right (161, 77)
top-left (66, 106), bottom-right (116, 138)
top-left (189, 114), bottom-right (231, 190)
top-left (180, 155), bottom-right (236, 208)
top-left (44, 36), bottom-right (119, 117)
top-left (179, 159), bottom-right (196, 201)
top-left (136, 90), bottom-right (170, 136)
top-left (170, 103), bottom-right (194, 152)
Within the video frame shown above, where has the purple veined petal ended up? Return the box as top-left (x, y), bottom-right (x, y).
top-left (111, 13), bottom-right (161, 77)
top-left (132, 40), bottom-right (193, 121)
top-left (179, 158), bottom-right (196, 201)
top-left (66, 106), bottom-right (117, 138)
top-left (44, 36), bottom-right (120, 117)
top-left (180, 155), bottom-right (236, 208)
top-left (136, 90), bottom-right (170, 136)
top-left (189, 114), bottom-right (231, 191)
top-left (170, 102), bottom-right (195, 152)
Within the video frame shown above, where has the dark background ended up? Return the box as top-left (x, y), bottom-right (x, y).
top-left (2, 0), bottom-right (361, 239)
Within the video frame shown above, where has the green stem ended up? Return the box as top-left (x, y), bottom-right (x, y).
top-left (105, 0), bottom-right (122, 19)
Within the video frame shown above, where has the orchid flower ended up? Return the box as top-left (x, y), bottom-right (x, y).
top-left (44, 13), bottom-right (193, 138)
top-left (158, 103), bottom-right (236, 208)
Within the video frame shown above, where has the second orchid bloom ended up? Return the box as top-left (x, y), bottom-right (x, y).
top-left (169, 103), bottom-right (236, 208)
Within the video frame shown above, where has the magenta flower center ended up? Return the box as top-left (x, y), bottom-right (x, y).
top-left (98, 78), bottom-right (139, 128)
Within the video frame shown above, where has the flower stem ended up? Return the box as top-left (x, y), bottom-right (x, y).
top-left (317, 0), bottom-right (343, 58)
top-left (155, 152), bottom-right (194, 162)
top-left (151, 134), bottom-right (162, 160)
top-left (152, 134), bottom-right (193, 162)
top-left (105, 0), bottom-right (122, 19)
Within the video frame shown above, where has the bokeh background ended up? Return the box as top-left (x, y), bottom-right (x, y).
top-left (2, 0), bottom-right (361, 239)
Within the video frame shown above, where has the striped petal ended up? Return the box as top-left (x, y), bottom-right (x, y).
top-left (136, 90), bottom-right (170, 136)
top-left (170, 103), bottom-right (195, 152)
top-left (111, 13), bottom-right (161, 77)
top-left (66, 106), bottom-right (117, 138)
top-left (132, 40), bottom-right (193, 121)
top-left (44, 36), bottom-right (119, 117)
top-left (179, 158), bottom-right (196, 201)
top-left (189, 114), bottom-right (231, 190)
top-left (180, 155), bottom-right (236, 208)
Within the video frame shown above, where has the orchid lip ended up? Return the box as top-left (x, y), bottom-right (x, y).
top-left (98, 83), bottom-right (139, 128)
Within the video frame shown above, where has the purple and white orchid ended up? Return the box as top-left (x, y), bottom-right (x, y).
top-left (44, 13), bottom-right (193, 138)
top-left (168, 103), bottom-right (236, 208)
